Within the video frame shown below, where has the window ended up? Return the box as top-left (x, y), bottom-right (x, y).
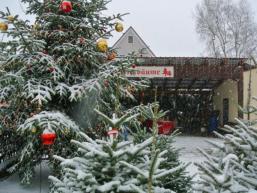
top-left (128, 36), bottom-right (133, 43)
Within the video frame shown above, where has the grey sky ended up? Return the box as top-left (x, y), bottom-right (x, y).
top-left (1, 0), bottom-right (257, 57)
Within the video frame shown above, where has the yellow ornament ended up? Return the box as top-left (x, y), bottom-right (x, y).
top-left (31, 128), bottom-right (37, 133)
top-left (0, 22), bottom-right (8, 32)
top-left (115, 22), bottom-right (124, 32)
top-left (97, 39), bottom-right (108, 53)
top-left (7, 15), bottom-right (15, 22)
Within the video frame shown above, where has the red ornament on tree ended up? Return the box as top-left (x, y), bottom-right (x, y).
top-left (41, 130), bottom-right (56, 145)
top-left (107, 128), bottom-right (119, 139)
top-left (60, 1), bottom-right (72, 13)
top-left (48, 67), bottom-right (55, 73)
top-left (79, 37), bottom-right (85, 44)
top-left (132, 64), bottom-right (136, 68)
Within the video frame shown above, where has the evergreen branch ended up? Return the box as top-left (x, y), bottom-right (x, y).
top-left (119, 161), bottom-right (147, 178)
top-left (130, 184), bottom-right (146, 193)
top-left (153, 163), bottom-right (189, 180)
top-left (6, 7), bottom-right (32, 53)
top-left (71, 140), bottom-right (109, 158)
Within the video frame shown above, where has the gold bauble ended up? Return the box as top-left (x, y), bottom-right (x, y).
top-left (115, 22), bottom-right (124, 32)
top-left (97, 39), bottom-right (108, 53)
top-left (31, 128), bottom-right (37, 133)
top-left (7, 15), bottom-right (15, 22)
top-left (0, 22), bottom-right (8, 32)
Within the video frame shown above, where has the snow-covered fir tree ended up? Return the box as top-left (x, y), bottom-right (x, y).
top-left (49, 109), bottom-right (188, 193)
top-left (0, 0), bottom-right (146, 184)
top-left (195, 98), bottom-right (257, 192)
top-left (133, 103), bottom-right (192, 193)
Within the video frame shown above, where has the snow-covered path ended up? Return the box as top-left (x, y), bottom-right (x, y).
top-left (0, 136), bottom-right (221, 193)
top-left (173, 136), bottom-right (221, 179)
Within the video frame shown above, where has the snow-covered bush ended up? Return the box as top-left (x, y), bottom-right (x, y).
top-left (195, 118), bottom-right (257, 193)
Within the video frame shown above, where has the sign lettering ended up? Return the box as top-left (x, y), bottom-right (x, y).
top-left (126, 66), bottom-right (174, 78)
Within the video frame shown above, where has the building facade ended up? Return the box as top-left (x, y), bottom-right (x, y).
top-left (112, 28), bottom-right (257, 131)
top-left (112, 26), bottom-right (155, 57)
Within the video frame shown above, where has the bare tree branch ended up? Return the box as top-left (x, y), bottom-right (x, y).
top-left (195, 0), bottom-right (257, 58)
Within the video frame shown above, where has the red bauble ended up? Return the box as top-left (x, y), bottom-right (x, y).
top-left (107, 128), bottom-right (119, 138)
top-left (132, 64), bottom-right (136, 68)
top-left (48, 67), bottom-right (55, 73)
top-left (79, 37), bottom-right (85, 44)
top-left (60, 1), bottom-right (72, 13)
top-left (41, 133), bottom-right (56, 145)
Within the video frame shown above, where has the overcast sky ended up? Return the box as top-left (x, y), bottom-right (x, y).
top-left (1, 0), bottom-right (257, 57)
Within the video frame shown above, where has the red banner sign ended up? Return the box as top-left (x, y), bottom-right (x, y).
top-left (126, 66), bottom-right (174, 78)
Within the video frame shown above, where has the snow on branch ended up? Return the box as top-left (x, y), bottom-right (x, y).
top-left (18, 111), bottom-right (80, 133)
top-left (153, 163), bottom-right (188, 180)
top-left (96, 181), bottom-right (121, 192)
top-left (71, 139), bottom-right (109, 158)
top-left (22, 80), bottom-right (55, 105)
top-left (119, 161), bottom-right (148, 178)
top-left (94, 108), bottom-right (139, 128)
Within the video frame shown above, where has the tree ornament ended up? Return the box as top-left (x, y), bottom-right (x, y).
top-left (107, 127), bottom-right (119, 142)
top-left (31, 128), bottom-right (37, 133)
top-left (79, 37), bottom-right (85, 44)
top-left (107, 51), bottom-right (117, 60)
top-left (0, 22), bottom-right (8, 32)
top-left (132, 64), bottom-right (136, 68)
top-left (97, 39), bottom-right (108, 52)
top-left (7, 15), bottom-right (15, 22)
top-left (48, 67), bottom-right (55, 73)
top-left (115, 22), bottom-right (124, 32)
top-left (60, 1), bottom-right (72, 13)
top-left (41, 129), bottom-right (56, 145)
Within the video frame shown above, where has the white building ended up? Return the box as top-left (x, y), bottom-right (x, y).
top-left (112, 26), bottom-right (155, 57)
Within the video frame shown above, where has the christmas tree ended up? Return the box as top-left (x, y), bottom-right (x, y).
top-left (195, 98), bottom-right (257, 192)
top-left (135, 103), bottom-right (192, 193)
top-left (0, 0), bottom-right (146, 184)
top-left (49, 109), bottom-right (187, 193)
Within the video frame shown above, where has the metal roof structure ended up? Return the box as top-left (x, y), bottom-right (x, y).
top-left (135, 57), bottom-right (249, 90)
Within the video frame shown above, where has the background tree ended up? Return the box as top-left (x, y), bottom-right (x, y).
top-left (195, 0), bottom-right (257, 58)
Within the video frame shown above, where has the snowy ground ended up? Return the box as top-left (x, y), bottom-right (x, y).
top-left (173, 136), bottom-right (221, 180)
top-left (0, 136), bottom-right (221, 193)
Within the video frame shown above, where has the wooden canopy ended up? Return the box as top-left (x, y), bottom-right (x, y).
top-left (136, 57), bottom-right (247, 90)
top-left (134, 57), bottom-right (251, 117)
